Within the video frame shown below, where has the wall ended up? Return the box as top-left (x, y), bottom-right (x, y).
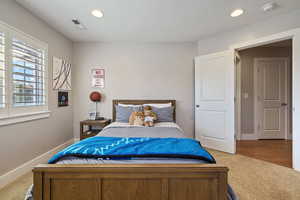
top-left (197, 9), bottom-right (300, 55)
top-left (0, 0), bottom-right (73, 175)
top-left (73, 42), bottom-right (197, 138)
top-left (239, 46), bottom-right (292, 136)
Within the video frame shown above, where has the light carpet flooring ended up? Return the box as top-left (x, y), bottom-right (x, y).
top-left (0, 150), bottom-right (300, 200)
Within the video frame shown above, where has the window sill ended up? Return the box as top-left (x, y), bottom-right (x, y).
top-left (0, 111), bottom-right (51, 127)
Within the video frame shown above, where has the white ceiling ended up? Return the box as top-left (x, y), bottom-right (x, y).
top-left (16, 0), bottom-right (300, 43)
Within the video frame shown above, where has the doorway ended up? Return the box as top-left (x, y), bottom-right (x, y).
top-left (236, 40), bottom-right (293, 168)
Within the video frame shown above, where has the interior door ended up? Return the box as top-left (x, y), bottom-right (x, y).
top-left (255, 58), bottom-right (289, 139)
top-left (195, 51), bottom-right (235, 154)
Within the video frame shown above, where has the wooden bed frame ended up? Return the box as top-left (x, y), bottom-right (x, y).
top-left (112, 99), bottom-right (176, 122)
top-left (33, 100), bottom-right (229, 200)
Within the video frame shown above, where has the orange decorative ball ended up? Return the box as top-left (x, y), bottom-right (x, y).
top-left (89, 91), bottom-right (101, 102)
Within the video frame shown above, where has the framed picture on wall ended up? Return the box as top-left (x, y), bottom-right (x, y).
top-left (53, 57), bottom-right (72, 91)
top-left (91, 68), bottom-right (105, 88)
top-left (58, 91), bottom-right (69, 107)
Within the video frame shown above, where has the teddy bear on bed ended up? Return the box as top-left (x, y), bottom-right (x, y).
top-left (129, 111), bottom-right (145, 126)
top-left (143, 105), bottom-right (157, 127)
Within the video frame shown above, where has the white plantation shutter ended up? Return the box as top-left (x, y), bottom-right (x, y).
top-left (0, 21), bottom-right (48, 123)
top-left (0, 32), bottom-right (5, 108)
top-left (11, 38), bottom-right (46, 107)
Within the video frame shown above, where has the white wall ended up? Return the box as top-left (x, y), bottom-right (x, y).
top-left (73, 42), bottom-right (197, 139)
top-left (198, 9), bottom-right (300, 55)
top-left (293, 29), bottom-right (300, 171)
top-left (0, 0), bottom-right (73, 175)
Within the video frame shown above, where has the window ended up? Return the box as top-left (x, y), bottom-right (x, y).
top-left (0, 22), bottom-right (49, 125)
top-left (12, 38), bottom-right (45, 107)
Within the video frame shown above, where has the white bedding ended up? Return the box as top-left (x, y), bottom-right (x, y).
top-left (102, 121), bottom-right (182, 130)
top-left (97, 122), bottom-right (185, 138)
top-left (100, 122), bottom-right (183, 133)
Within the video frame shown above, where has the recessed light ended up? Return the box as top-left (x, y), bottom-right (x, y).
top-left (91, 9), bottom-right (104, 18)
top-left (231, 9), bottom-right (244, 17)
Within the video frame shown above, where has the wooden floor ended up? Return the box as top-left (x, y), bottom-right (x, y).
top-left (236, 140), bottom-right (292, 168)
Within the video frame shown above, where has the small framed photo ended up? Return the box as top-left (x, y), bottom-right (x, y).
top-left (58, 91), bottom-right (69, 107)
top-left (88, 112), bottom-right (97, 120)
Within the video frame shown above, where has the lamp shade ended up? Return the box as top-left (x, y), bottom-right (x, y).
top-left (89, 91), bottom-right (102, 102)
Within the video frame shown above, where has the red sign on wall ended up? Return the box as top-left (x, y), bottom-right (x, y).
top-left (91, 68), bottom-right (105, 88)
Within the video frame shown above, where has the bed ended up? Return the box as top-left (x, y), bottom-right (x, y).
top-left (31, 100), bottom-right (234, 200)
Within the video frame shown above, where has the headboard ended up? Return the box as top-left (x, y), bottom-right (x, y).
top-left (112, 99), bottom-right (176, 122)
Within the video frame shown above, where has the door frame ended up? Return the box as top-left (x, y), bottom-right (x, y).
top-left (234, 52), bottom-right (242, 140)
top-left (230, 28), bottom-right (300, 170)
top-left (254, 57), bottom-right (290, 140)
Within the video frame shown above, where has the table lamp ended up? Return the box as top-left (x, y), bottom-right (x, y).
top-left (89, 91), bottom-right (104, 120)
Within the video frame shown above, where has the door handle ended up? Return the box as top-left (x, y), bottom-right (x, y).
top-left (196, 105), bottom-right (200, 108)
top-left (281, 103), bottom-right (288, 106)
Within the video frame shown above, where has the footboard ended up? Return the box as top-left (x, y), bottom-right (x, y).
top-left (33, 164), bottom-right (228, 200)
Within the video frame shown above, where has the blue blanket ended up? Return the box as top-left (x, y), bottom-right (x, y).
top-left (48, 137), bottom-right (216, 164)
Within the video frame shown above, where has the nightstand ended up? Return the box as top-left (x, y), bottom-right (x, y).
top-left (80, 119), bottom-right (111, 140)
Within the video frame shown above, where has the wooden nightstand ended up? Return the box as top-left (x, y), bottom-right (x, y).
top-left (80, 119), bottom-right (111, 140)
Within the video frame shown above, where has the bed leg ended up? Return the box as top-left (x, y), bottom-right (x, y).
top-left (33, 171), bottom-right (43, 200)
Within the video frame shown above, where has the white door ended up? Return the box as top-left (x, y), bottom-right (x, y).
top-left (255, 58), bottom-right (289, 139)
top-left (195, 51), bottom-right (235, 153)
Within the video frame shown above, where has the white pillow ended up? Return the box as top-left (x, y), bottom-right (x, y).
top-left (118, 103), bottom-right (142, 107)
top-left (143, 103), bottom-right (172, 108)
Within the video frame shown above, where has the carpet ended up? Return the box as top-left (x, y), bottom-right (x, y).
top-left (0, 150), bottom-right (300, 200)
top-left (0, 172), bottom-right (32, 200)
top-left (210, 150), bottom-right (300, 200)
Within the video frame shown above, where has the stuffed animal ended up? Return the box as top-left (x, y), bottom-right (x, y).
top-left (143, 106), bottom-right (157, 127)
top-left (129, 111), bottom-right (145, 126)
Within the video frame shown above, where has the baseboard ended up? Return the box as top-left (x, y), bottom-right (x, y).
top-left (0, 138), bottom-right (74, 190)
top-left (239, 133), bottom-right (258, 140)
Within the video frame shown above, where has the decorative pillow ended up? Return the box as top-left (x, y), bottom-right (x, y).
top-left (151, 106), bottom-right (174, 122)
top-left (115, 105), bottom-right (143, 122)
